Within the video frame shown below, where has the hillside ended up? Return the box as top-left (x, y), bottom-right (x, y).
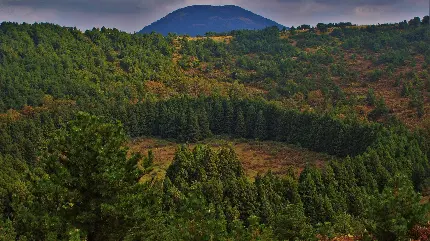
top-left (0, 16), bottom-right (430, 240)
top-left (139, 5), bottom-right (286, 36)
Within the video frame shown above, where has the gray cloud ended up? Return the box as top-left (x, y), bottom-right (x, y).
top-left (313, 0), bottom-right (402, 5)
top-left (0, 0), bottom-right (428, 32)
top-left (1, 0), bottom-right (174, 14)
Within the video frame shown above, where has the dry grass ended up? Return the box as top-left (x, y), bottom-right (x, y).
top-left (128, 137), bottom-right (332, 181)
top-left (338, 51), bottom-right (429, 128)
top-left (187, 36), bottom-right (233, 43)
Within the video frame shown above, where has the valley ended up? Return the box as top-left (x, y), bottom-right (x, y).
top-left (0, 14), bottom-right (429, 241)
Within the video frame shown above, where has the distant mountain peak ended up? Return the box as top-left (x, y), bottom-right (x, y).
top-left (139, 5), bottom-right (286, 36)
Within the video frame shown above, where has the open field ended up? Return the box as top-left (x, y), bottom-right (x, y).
top-left (129, 137), bottom-right (333, 181)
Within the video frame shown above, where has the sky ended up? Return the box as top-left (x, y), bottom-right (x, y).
top-left (0, 0), bottom-right (428, 32)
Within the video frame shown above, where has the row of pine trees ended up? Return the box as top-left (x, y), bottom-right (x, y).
top-left (117, 97), bottom-right (377, 157)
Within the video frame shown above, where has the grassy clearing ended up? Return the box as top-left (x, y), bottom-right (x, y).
top-left (129, 137), bottom-right (333, 181)
top-left (187, 36), bottom-right (233, 43)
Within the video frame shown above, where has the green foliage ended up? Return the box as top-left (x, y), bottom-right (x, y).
top-left (409, 17), bottom-right (421, 27)
top-left (273, 203), bottom-right (315, 240)
top-left (143, 150), bottom-right (154, 169)
top-left (368, 97), bottom-right (390, 121)
top-left (377, 50), bottom-right (410, 67)
top-left (33, 112), bottom-right (143, 240)
top-left (367, 174), bottom-right (429, 241)
top-left (366, 88), bottom-right (376, 106)
top-left (0, 219), bottom-right (16, 241)
top-left (254, 110), bottom-right (267, 140)
top-left (235, 107), bottom-right (247, 137)
top-left (0, 155), bottom-right (30, 240)
top-left (368, 69), bottom-right (383, 82)
top-left (317, 23), bottom-right (329, 33)
top-left (331, 213), bottom-right (366, 237)
top-left (0, 22), bottom-right (178, 112)
top-left (423, 16), bottom-right (429, 24)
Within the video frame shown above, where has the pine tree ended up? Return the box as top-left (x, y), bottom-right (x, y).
top-left (198, 107), bottom-right (212, 139)
top-left (211, 99), bottom-right (224, 134)
top-left (273, 203), bottom-right (314, 240)
top-left (321, 194), bottom-right (335, 222)
top-left (186, 109), bottom-right (201, 142)
top-left (368, 174), bottom-right (429, 241)
top-left (143, 150), bottom-right (154, 169)
top-left (157, 104), bottom-right (169, 138)
top-left (323, 165), bottom-right (348, 213)
top-left (0, 219), bottom-right (17, 241)
top-left (235, 107), bottom-right (246, 138)
top-left (135, 103), bottom-right (148, 136)
top-left (254, 110), bottom-right (267, 140)
top-left (36, 112), bottom-right (143, 241)
top-left (299, 173), bottom-right (320, 223)
top-left (366, 88), bottom-right (376, 106)
top-left (127, 106), bottom-right (139, 137)
top-left (245, 105), bottom-right (257, 138)
top-left (224, 100), bottom-right (234, 135)
top-left (177, 111), bottom-right (188, 142)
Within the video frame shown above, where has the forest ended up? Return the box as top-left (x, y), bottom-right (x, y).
top-left (0, 16), bottom-right (430, 240)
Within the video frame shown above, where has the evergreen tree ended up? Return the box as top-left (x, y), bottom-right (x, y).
top-left (245, 105), bottom-right (257, 138)
top-left (186, 109), bottom-right (201, 142)
top-left (35, 112), bottom-right (143, 241)
top-left (224, 100), bottom-right (235, 135)
top-left (0, 219), bottom-right (17, 241)
top-left (254, 110), bottom-right (267, 140)
top-left (366, 88), bottom-right (376, 106)
top-left (198, 107), bottom-right (212, 139)
top-left (368, 174), bottom-right (429, 241)
top-left (177, 111), bottom-right (188, 142)
top-left (235, 107), bottom-right (246, 138)
top-left (422, 15), bottom-right (429, 24)
top-left (323, 165), bottom-right (348, 213)
top-left (273, 203), bottom-right (314, 240)
top-left (211, 99), bottom-right (224, 134)
top-left (143, 150), bottom-right (154, 169)
top-left (126, 106), bottom-right (139, 137)
top-left (299, 172), bottom-right (321, 224)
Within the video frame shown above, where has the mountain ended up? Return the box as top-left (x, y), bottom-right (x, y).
top-left (139, 5), bottom-right (286, 36)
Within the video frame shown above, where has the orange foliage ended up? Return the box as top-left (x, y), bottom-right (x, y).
top-left (410, 224), bottom-right (430, 241)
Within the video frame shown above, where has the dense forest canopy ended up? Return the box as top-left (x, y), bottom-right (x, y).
top-left (0, 16), bottom-right (430, 240)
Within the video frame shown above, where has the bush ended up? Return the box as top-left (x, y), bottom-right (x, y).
top-left (368, 69), bottom-right (383, 82)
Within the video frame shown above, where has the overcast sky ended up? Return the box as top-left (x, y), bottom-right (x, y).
top-left (0, 0), bottom-right (428, 32)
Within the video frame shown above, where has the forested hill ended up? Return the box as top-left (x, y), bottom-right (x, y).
top-left (139, 5), bottom-right (286, 36)
top-left (1, 16), bottom-right (430, 240)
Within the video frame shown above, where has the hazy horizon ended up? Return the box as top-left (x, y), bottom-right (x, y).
top-left (0, 0), bottom-right (428, 33)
